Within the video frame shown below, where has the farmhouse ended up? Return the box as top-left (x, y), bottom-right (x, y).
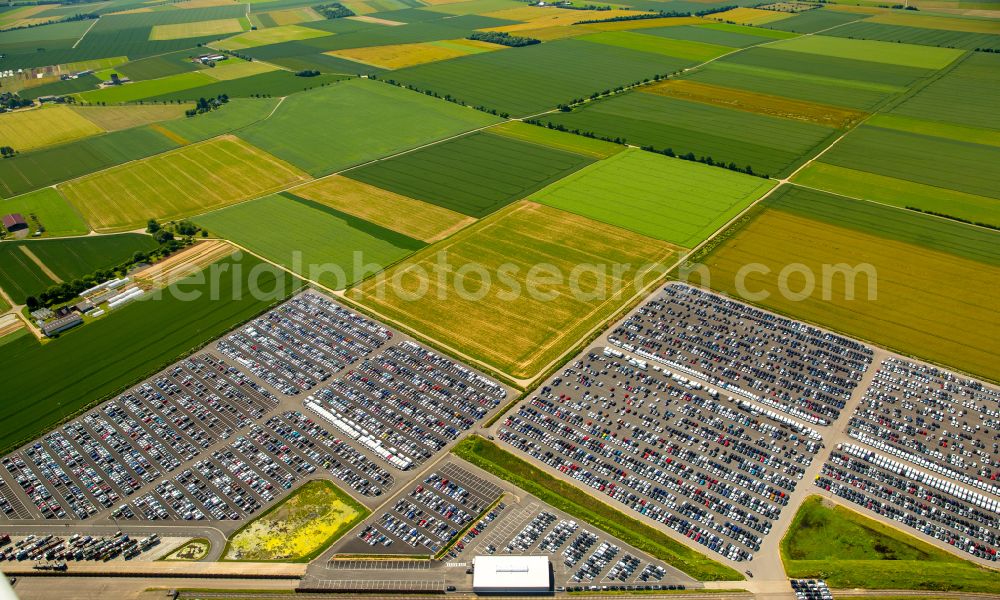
top-left (41, 313), bottom-right (83, 337)
top-left (472, 555), bottom-right (551, 594)
top-left (2, 213), bottom-right (27, 232)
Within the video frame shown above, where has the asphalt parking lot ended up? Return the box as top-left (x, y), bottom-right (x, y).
top-left (0, 292), bottom-right (509, 543)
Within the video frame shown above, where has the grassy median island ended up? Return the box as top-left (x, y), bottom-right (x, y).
top-left (782, 496), bottom-right (1000, 592)
top-left (223, 479), bottom-right (368, 562)
top-left (453, 436), bottom-right (742, 581)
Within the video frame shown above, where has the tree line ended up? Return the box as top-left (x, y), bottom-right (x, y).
top-left (467, 31), bottom-right (540, 47)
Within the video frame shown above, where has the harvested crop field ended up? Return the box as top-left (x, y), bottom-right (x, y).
top-left (532, 148), bottom-right (775, 248)
top-left (224, 480), bottom-right (368, 562)
top-left (293, 175), bottom-right (474, 242)
top-left (149, 18), bottom-right (245, 41)
top-left (0, 105), bottom-right (102, 152)
top-left (645, 79), bottom-right (865, 128)
top-left (695, 186), bottom-right (1000, 381)
top-left (58, 135), bottom-right (310, 231)
top-left (71, 104), bottom-right (192, 131)
top-left (352, 201), bottom-right (679, 379)
top-left (194, 193), bottom-right (425, 289)
top-left (134, 239), bottom-right (236, 287)
top-left (326, 38), bottom-right (502, 69)
top-left (344, 131), bottom-right (594, 218)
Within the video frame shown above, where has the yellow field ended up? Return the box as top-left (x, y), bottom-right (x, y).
top-left (710, 7), bottom-right (793, 24)
top-left (149, 18), bottom-right (246, 41)
top-left (0, 5), bottom-right (49, 29)
top-left (490, 24), bottom-right (591, 40)
top-left (352, 201), bottom-right (679, 379)
top-left (295, 175), bottom-right (475, 242)
top-left (327, 38), bottom-right (502, 69)
top-left (341, 0), bottom-right (377, 15)
top-left (700, 207), bottom-right (1000, 382)
top-left (483, 6), bottom-right (652, 31)
top-left (347, 14), bottom-right (406, 25)
top-left (59, 135), bottom-right (310, 231)
top-left (71, 104), bottom-right (192, 132)
top-left (135, 240), bottom-right (236, 287)
top-left (203, 60), bottom-right (278, 80)
top-left (0, 106), bottom-right (103, 152)
top-left (868, 11), bottom-right (1000, 32)
top-left (60, 56), bottom-right (129, 74)
top-left (175, 0), bottom-right (243, 8)
top-left (263, 6), bottom-right (324, 25)
top-left (643, 80), bottom-right (866, 128)
top-left (213, 24), bottom-right (332, 50)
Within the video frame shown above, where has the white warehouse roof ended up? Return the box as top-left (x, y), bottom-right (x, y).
top-left (473, 555), bottom-right (551, 593)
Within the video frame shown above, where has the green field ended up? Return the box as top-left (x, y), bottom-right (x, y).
top-left (77, 71), bottom-right (216, 104)
top-left (686, 61), bottom-right (901, 111)
top-left (0, 234), bottom-right (158, 304)
top-left (117, 47), bottom-right (206, 80)
top-left (352, 201), bottom-right (679, 378)
top-left (147, 70), bottom-right (350, 102)
top-left (865, 113), bottom-right (1000, 147)
top-left (213, 23), bottom-right (332, 49)
top-left (890, 52), bottom-right (1000, 131)
top-left (818, 125), bottom-right (1000, 201)
top-left (793, 163), bottom-right (999, 227)
top-left (194, 193), bottom-right (424, 289)
top-left (721, 46), bottom-right (935, 88)
top-left (763, 8), bottom-right (865, 34)
top-left (454, 436), bottom-right (741, 581)
top-left (345, 131), bottom-right (594, 218)
top-left (0, 253), bottom-right (300, 455)
top-left (578, 31), bottom-right (733, 62)
top-left (783, 497), bottom-right (1000, 592)
top-left (826, 21), bottom-right (1000, 51)
top-left (59, 136), bottom-right (310, 231)
top-left (0, 188), bottom-right (89, 237)
top-left (544, 91), bottom-right (839, 177)
top-left (694, 186), bottom-right (1000, 381)
top-left (639, 23), bottom-right (789, 48)
top-left (238, 78), bottom-right (501, 176)
top-left (391, 38), bottom-right (693, 117)
top-left (155, 97), bottom-right (280, 143)
top-left (532, 149), bottom-right (775, 248)
top-left (486, 121), bottom-right (624, 159)
top-left (767, 34), bottom-right (963, 69)
top-left (223, 479), bottom-right (368, 562)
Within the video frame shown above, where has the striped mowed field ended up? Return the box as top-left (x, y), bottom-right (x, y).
top-left (58, 135), bottom-right (310, 232)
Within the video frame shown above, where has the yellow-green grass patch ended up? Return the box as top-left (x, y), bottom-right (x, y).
top-left (77, 71), bottom-right (216, 104)
top-left (59, 135), bottom-right (310, 232)
top-left (162, 538), bottom-right (211, 561)
top-left (202, 59), bottom-right (279, 80)
top-left (294, 175), bottom-right (475, 243)
top-left (351, 201), bottom-right (680, 379)
top-left (488, 121), bottom-right (624, 159)
top-left (866, 113), bottom-right (1000, 147)
top-left (59, 56), bottom-right (129, 74)
top-left (695, 21), bottom-right (800, 38)
top-left (792, 162), bottom-right (999, 226)
top-left (710, 7), bottom-right (793, 24)
top-left (483, 6), bottom-right (653, 31)
top-left (644, 79), bottom-right (866, 128)
top-left (867, 11), bottom-right (1000, 33)
top-left (326, 39), bottom-right (503, 69)
top-left (697, 187), bottom-right (1000, 382)
top-left (346, 14), bottom-right (406, 25)
top-left (494, 24), bottom-right (592, 40)
top-left (213, 24), bottom-right (332, 50)
top-left (149, 18), bottom-right (246, 41)
top-left (223, 479), bottom-right (368, 562)
top-left (578, 16), bottom-right (703, 31)
top-left (260, 6), bottom-right (324, 26)
top-left (0, 188), bottom-right (89, 237)
top-left (579, 31), bottom-right (732, 61)
top-left (767, 34), bottom-right (964, 69)
top-left (71, 104), bottom-right (193, 132)
top-left (532, 148), bottom-right (775, 247)
top-left (340, 0), bottom-right (377, 15)
top-left (0, 105), bottom-right (103, 152)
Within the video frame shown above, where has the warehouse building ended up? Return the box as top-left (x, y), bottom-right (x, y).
top-left (2, 213), bottom-right (27, 232)
top-left (472, 555), bottom-right (551, 594)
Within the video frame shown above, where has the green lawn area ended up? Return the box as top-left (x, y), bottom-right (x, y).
top-left (766, 34), bottom-right (963, 69)
top-left (454, 436), bottom-right (742, 581)
top-left (531, 148), bottom-right (775, 248)
top-left (238, 78), bottom-right (501, 176)
top-left (194, 192), bottom-right (424, 290)
top-left (0, 253), bottom-right (300, 455)
top-left (344, 131), bottom-right (594, 218)
top-left (223, 479), bottom-right (368, 562)
top-left (782, 496), bottom-right (1000, 592)
top-left (77, 71), bottom-right (216, 104)
top-left (0, 188), bottom-right (89, 237)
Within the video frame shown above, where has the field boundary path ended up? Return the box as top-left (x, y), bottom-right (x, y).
top-left (72, 17), bottom-right (99, 49)
top-left (18, 244), bottom-right (62, 282)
